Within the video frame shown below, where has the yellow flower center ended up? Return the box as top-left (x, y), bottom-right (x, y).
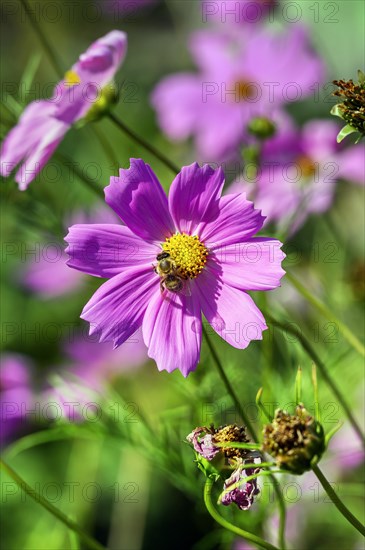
top-left (296, 155), bottom-right (316, 178)
top-left (233, 80), bottom-right (257, 102)
top-left (64, 70), bottom-right (81, 87)
top-left (162, 233), bottom-right (208, 279)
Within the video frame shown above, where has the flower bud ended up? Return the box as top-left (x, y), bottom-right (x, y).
top-left (332, 71), bottom-right (365, 143)
top-left (262, 405), bottom-right (325, 474)
top-left (247, 117), bottom-right (276, 140)
top-left (82, 82), bottom-right (119, 125)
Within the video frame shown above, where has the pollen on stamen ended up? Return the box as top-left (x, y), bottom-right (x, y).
top-left (162, 233), bottom-right (208, 279)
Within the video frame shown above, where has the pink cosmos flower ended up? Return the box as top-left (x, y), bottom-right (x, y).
top-left (0, 31), bottom-right (127, 190)
top-left (151, 25), bottom-right (324, 161)
top-left (21, 205), bottom-right (119, 298)
top-left (231, 116), bottom-right (365, 234)
top-left (65, 159), bottom-right (285, 376)
top-left (0, 354), bottom-right (34, 446)
top-left (40, 331), bottom-right (147, 422)
top-left (64, 329), bottom-right (148, 386)
top-left (201, 0), bottom-right (277, 25)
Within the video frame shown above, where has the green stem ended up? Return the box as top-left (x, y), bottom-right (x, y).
top-left (55, 153), bottom-right (105, 199)
top-left (266, 313), bottom-right (365, 449)
top-left (202, 326), bottom-right (257, 441)
top-left (202, 326), bottom-right (287, 549)
top-left (0, 459), bottom-right (106, 550)
top-left (108, 112), bottom-right (180, 175)
top-left (204, 479), bottom-right (280, 550)
top-left (312, 463), bottom-right (365, 536)
top-left (286, 272), bottom-right (365, 357)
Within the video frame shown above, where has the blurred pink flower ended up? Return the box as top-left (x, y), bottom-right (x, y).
top-left (21, 205), bottom-right (118, 298)
top-left (231, 116), bottom-right (365, 234)
top-left (151, 25), bottom-right (324, 161)
top-left (40, 329), bottom-right (148, 421)
top-left (201, 0), bottom-right (277, 25)
top-left (0, 354), bottom-right (34, 446)
top-left (0, 31), bottom-right (127, 189)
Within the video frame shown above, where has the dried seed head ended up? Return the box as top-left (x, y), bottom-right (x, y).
top-left (262, 405), bottom-right (325, 474)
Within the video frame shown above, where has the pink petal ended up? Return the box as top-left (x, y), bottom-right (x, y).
top-left (337, 145), bottom-right (365, 185)
top-left (65, 223), bottom-right (158, 278)
top-left (151, 74), bottom-right (202, 140)
top-left (168, 162), bottom-right (225, 234)
top-left (142, 289), bottom-right (202, 376)
top-left (105, 159), bottom-right (174, 243)
top-left (198, 193), bottom-right (265, 249)
top-left (15, 120), bottom-right (69, 190)
top-left (213, 238), bottom-right (285, 291)
top-left (81, 264), bottom-right (157, 347)
top-left (195, 266), bottom-right (267, 349)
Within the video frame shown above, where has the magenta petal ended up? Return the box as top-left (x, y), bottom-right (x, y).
top-left (150, 74), bottom-right (202, 140)
top-left (65, 223), bottom-right (158, 278)
top-left (105, 159), bottom-right (174, 243)
top-left (168, 163), bottom-right (225, 234)
top-left (81, 264), bottom-right (157, 347)
top-left (337, 145), bottom-right (365, 185)
top-left (213, 238), bottom-right (285, 291)
top-left (198, 194), bottom-right (265, 249)
top-left (142, 289), bottom-right (202, 376)
top-left (195, 266), bottom-right (267, 349)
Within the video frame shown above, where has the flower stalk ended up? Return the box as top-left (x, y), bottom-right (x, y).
top-left (0, 459), bottom-right (106, 550)
top-left (107, 112), bottom-right (180, 174)
top-left (311, 463), bottom-right (365, 537)
top-left (265, 312), bottom-right (365, 449)
top-left (204, 479), bottom-right (280, 550)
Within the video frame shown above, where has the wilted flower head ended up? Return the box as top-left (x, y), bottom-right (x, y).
top-left (152, 25), bottom-right (324, 161)
top-left (66, 159), bottom-right (285, 376)
top-left (187, 424), bottom-right (261, 511)
top-left (332, 70), bottom-right (365, 143)
top-left (262, 405), bottom-right (325, 474)
top-left (0, 31), bottom-right (127, 189)
top-left (220, 457), bottom-right (261, 510)
top-left (187, 424), bottom-right (251, 461)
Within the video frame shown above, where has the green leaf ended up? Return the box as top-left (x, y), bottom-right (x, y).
top-left (330, 104), bottom-right (344, 119)
top-left (336, 124), bottom-right (358, 143)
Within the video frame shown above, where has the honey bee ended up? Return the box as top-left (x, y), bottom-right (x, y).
top-left (154, 252), bottom-right (190, 295)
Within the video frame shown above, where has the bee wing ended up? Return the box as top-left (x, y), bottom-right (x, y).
top-left (180, 279), bottom-right (192, 297)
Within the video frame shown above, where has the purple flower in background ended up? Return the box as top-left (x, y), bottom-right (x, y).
top-left (186, 427), bottom-right (221, 460)
top-left (65, 159), bottom-right (285, 376)
top-left (151, 25), bottom-right (324, 161)
top-left (64, 329), bottom-right (148, 386)
top-left (0, 354), bottom-right (33, 446)
top-left (231, 116), bottom-right (365, 234)
top-left (41, 331), bottom-right (147, 422)
top-left (21, 205), bottom-right (118, 298)
top-left (0, 31), bottom-right (127, 190)
top-left (220, 457), bottom-right (261, 510)
top-left (201, 0), bottom-right (277, 25)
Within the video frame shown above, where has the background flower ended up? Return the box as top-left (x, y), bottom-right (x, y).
top-left (0, 354), bottom-right (34, 446)
top-left (231, 115), bottom-right (365, 234)
top-left (0, 30), bottom-right (127, 189)
top-left (151, 25), bottom-right (324, 161)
